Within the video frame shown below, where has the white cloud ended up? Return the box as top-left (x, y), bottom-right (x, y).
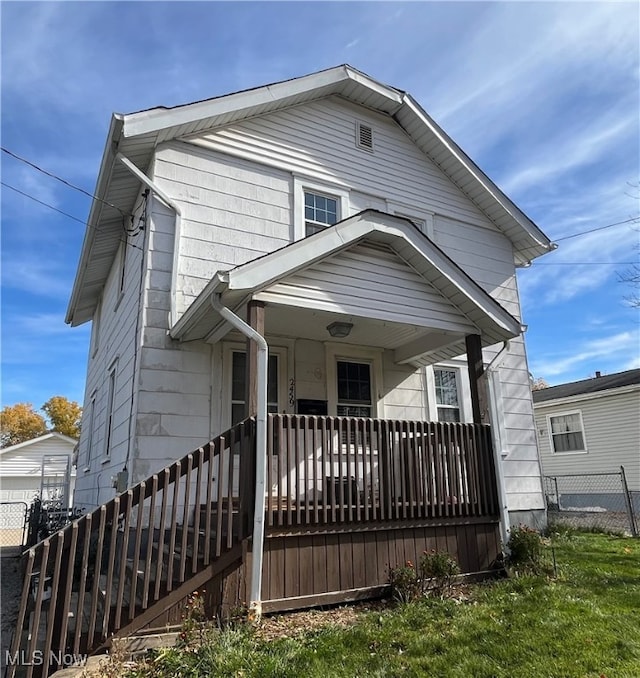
top-left (530, 331), bottom-right (640, 378)
top-left (1, 258), bottom-right (73, 300)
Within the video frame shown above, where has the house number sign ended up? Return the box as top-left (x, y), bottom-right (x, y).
top-left (289, 379), bottom-right (295, 407)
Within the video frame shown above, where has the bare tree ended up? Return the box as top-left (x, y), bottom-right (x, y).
top-left (618, 262), bottom-right (640, 308)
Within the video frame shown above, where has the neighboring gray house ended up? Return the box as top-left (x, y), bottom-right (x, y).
top-left (533, 369), bottom-right (640, 509)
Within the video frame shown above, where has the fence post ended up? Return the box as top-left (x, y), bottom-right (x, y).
top-left (620, 465), bottom-right (638, 537)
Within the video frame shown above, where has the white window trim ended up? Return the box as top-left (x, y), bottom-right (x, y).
top-left (90, 298), bottom-right (102, 358)
top-left (83, 390), bottom-right (97, 472)
top-left (325, 343), bottom-right (384, 418)
top-left (293, 175), bottom-right (350, 241)
top-left (546, 410), bottom-right (588, 455)
top-left (221, 341), bottom-right (290, 429)
top-left (424, 362), bottom-right (471, 423)
top-left (386, 200), bottom-right (435, 240)
top-left (103, 359), bottom-right (118, 461)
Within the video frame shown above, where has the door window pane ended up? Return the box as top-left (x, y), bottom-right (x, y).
top-left (231, 351), bottom-right (279, 424)
top-left (337, 361), bottom-right (372, 418)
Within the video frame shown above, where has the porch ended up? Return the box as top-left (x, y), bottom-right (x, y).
top-left (8, 414), bottom-right (500, 678)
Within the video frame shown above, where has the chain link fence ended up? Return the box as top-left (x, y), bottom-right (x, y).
top-left (0, 501), bottom-right (28, 548)
top-left (543, 466), bottom-right (638, 536)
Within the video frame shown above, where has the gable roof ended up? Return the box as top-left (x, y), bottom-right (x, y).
top-left (532, 369), bottom-right (640, 404)
top-left (171, 210), bottom-right (523, 365)
top-left (0, 432), bottom-right (78, 456)
top-left (66, 64), bottom-right (554, 326)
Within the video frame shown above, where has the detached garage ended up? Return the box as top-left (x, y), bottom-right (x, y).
top-left (0, 432), bottom-right (77, 505)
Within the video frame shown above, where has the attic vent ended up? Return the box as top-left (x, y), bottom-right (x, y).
top-left (356, 122), bottom-right (373, 151)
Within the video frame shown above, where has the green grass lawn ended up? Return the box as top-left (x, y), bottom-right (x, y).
top-left (126, 532), bottom-right (640, 678)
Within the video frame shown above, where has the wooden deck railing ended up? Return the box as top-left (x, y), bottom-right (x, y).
top-left (266, 415), bottom-right (498, 527)
top-left (7, 419), bottom-right (256, 678)
top-left (8, 414), bottom-right (498, 677)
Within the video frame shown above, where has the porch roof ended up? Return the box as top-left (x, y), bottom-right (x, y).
top-left (170, 211), bottom-right (523, 366)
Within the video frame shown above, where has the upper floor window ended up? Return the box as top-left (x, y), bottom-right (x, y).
top-left (434, 368), bottom-right (461, 422)
top-left (548, 411), bottom-right (586, 453)
top-left (293, 176), bottom-right (349, 241)
top-left (305, 191), bottom-right (338, 236)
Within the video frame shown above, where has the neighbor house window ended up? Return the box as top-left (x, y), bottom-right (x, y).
top-left (304, 191), bottom-right (338, 236)
top-left (434, 368), bottom-right (461, 422)
top-left (548, 412), bottom-right (586, 453)
top-left (104, 361), bottom-right (117, 459)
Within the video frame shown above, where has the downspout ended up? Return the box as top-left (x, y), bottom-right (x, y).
top-left (210, 292), bottom-right (268, 623)
top-left (485, 341), bottom-right (511, 551)
top-left (115, 153), bottom-right (182, 327)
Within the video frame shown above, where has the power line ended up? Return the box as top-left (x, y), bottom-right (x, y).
top-left (554, 216), bottom-right (639, 242)
top-left (1, 181), bottom-right (86, 224)
top-left (2, 180), bottom-right (143, 252)
top-left (1, 146), bottom-right (132, 219)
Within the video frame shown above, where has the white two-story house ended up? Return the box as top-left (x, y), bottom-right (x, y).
top-left (8, 67), bottom-right (556, 667)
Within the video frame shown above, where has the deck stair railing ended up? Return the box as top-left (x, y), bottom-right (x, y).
top-left (266, 415), bottom-right (498, 527)
top-left (7, 418), bottom-right (256, 678)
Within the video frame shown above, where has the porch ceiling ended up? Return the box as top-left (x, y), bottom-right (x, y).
top-left (170, 211), bottom-right (523, 365)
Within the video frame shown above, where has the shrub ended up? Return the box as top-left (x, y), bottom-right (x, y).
top-left (389, 561), bottom-right (421, 603)
top-left (506, 525), bottom-right (544, 574)
top-left (389, 551), bottom-right (461, 602)
top-left (420, 550), bottom-right (460, 597)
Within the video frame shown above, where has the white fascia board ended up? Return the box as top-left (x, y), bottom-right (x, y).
top-left (169, 273), bottom-right (228, 340)
top-left (400, 95), bottom-right (553, 259)
top-left (123, 66), bottom-right (389, 139)
top-left (66, 114), bottom-right (125, 326)
top-left (533, 383), bottom-right (640, 409)
top-left (344, 65), bottom-right (404, 104)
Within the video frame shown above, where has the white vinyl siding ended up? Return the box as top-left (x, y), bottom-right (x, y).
top-left (192, 96), bottom-right (494, 229)
top-left (255, 242), bottom-right (476, 334)
top-left (73, 189), bottom-right (147, 509)
top-left (153, 143), bottom-right (292, 317)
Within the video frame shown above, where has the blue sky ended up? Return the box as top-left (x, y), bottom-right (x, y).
top-left (1, 1), bottom-right (639, 412)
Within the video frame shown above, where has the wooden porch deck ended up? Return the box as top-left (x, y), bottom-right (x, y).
top-left (8, 415), bottom-right (501, 678)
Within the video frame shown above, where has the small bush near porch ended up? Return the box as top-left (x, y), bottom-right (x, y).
top-left (120, 532), bottom-right (639, 678)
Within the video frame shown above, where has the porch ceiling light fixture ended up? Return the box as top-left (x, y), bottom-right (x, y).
top-left (327, 321), bottom-right (353, 338)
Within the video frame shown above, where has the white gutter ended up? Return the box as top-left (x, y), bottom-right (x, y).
top-left (210, 292), bottom-right (268, 622)
top-left (115, 152), bottom-right (182, 327)
top-left (485, 341), bottom-right (511, 551)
